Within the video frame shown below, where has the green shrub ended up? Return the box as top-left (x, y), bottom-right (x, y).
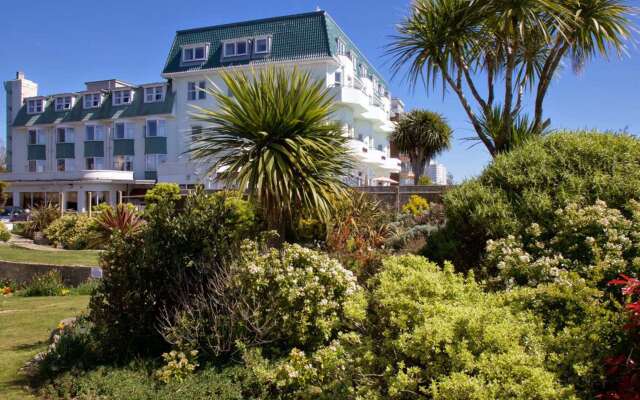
top-left (89, 189), bottom-right (257, 360)
top-left (160, 242), bottom-right (365, 358)
top-left (44, 213), bottom-right (97, 250)
top-left (11, 221), bottom-right (28, 237)
top-left (144, 183), bottom-right (181, 206)
top-left (425, 131), bottom-right (640, 272)
top-left (21, 270), bottom-right (66, 297)
top-left (40, 364), bottom-right (252, 400)
top-left (0, 221), bottom-right (10, 241)
top-left (417, 175), bottom-right (432, 185)
top-left (26, 203), bottom-right (61, 237)
top-left (70, 279), bottom-right (101, 296)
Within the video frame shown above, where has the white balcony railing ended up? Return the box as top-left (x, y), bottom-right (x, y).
top-left (0, 170), bottom-right (135, 182)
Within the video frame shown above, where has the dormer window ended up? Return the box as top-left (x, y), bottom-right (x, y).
top-left (55, 96), bottom-right (74, 111)
top-left (254, 36), bottom-right (271, 54)
top-left (223, 39), bottom-right (249, 58)
top-left (26, 99), bottom-right (44, 114)
top-left (336, 38), bottom-right (347, 55)
top-left (182, 43), bottom-right (209, 63)
top-left (144, 85), bottom-right (165, 103)
top-left (83, 93), bottom-right (102, 109)
top-left (113, 89), bottom-right (133, 106)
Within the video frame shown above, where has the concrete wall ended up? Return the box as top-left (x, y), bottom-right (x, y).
top-left (0, 261), bottom-right (96, 287)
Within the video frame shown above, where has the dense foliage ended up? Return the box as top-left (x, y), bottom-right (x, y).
top-left (425, 132), bottom-right (640, 272)
top-left (89, 188), bottom-right (257, 358)
top-left (0, 221), bottom-right (10, 241)
top-left (44, 213), bottom-right (97, 249)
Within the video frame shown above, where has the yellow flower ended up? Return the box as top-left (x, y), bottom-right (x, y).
top-left (60, 289), bottom-right (70, 296)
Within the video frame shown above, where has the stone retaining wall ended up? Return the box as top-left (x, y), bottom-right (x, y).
top-left (0, 261), bottom-right (98, 286)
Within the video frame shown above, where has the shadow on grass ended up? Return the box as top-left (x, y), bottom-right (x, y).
top-left (12, 341), bottom-right (47, 352)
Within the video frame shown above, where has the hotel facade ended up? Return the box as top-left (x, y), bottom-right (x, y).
top-left (2, 11), bottom-right (401, 211)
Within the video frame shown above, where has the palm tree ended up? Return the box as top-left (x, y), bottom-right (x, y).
top-left (187, 67), bottom-right (353, 237)
top-left (391, 110), bottom-right (452, 185)
top-left (388, 0), bottom-right (634, 156)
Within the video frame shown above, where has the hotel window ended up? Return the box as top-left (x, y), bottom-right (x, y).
top-left (145, 119), bottom-right (166, 137)
top-left (28, 129), bottom-right (46, 145)
top-left (187, 81), bottom-right (206, 100)
top-left (182, 44), bottom-right (208, 62)
top-left (85, 157), bottom-right (104, 170)
top-left (26, 99), bottom-right (44, 114)
top-left (57, 127), bottom-right (74, 143)
top-left (254, 37), bottom-right (271, 54)
top-left (113, 122), bottom-right (135, 139)
top-left (359, 64), bottom-right (368, 78)
top-left (113, 155), bottom-right (134, 171)
top-left (83, 93), bottom-right (101, 109)
top-left (28, 160), bottom-right (46, 173)
top-left (145, 154), bottom-right (167, 171)
top-left (335, 70), bottom-right (343, 86)
top-left (57, 159), bottom-right (75, 172)
top-left (85, 125), bottom-right (105, 141)
top-left (112, 89), bottom-right (132, 106)
top-left (144, 86), bottom-right (165, 103)
top-left (223, 39), bottom-right (250, 57)
top-left (54, 96), bottom-right (73, 111)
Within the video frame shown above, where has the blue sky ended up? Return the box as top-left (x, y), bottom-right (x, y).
top-left (1, 0), bottom-right (638, 181)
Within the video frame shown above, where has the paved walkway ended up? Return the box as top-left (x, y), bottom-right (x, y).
top-left (6, 235), bottom-right (64, 251)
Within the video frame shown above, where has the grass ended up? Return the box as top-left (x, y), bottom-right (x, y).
top-left (0, 295), bottom-right (89, 399)
top-left (0, 245), bottom-right (100, 266)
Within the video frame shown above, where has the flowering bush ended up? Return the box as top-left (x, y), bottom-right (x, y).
top-left (155, 350), bottom-right (199, 383)
top-left (161, 241), bottom-right (366, 358)
top-left (402, 195), bottom-right (429, 218)
top-left (485, 200), bottom-right (640, 289)
top-left (0, 221), bottom-right (10, 242)
top-left (21, 271), bottom-right (67, 297)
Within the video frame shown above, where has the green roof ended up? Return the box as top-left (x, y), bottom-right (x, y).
top-left (12, 87), bottom-right (175, 128)
top-left (162, 11), bottom-right (387, 86)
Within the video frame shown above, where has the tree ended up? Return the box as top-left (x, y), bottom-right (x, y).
top-left (388, 0), bottom-right (634, 156)
top-left (188, 67), bottom-right (353, 237)
top-left (391, 110), bottom-right (452, 185)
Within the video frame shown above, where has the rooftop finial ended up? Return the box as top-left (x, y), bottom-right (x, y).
top-left (316, 6), bottom-right (321, 11)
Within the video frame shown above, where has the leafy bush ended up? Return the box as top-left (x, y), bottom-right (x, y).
top-left (144, 183), bottom-right (181, 206)
top-left (93, 203), bottom-right (144, 243)
top-left (417, 175), bottom-right (432, 185)
top-left (44, 213), bottom-right (97, 250)
top-left (402, 195), bottom-right (430, 217)
top-left (70, 279), bottom-right (101, 296)
top-left (425, 131), bottom-right (640, 272)
top-left (0, 221), bottom-right (10, 241)
top-left (89, 189), bottom-right (257, 359)
top-left (11, 221), bottom-right (28, 237)
top-left (160, 242), bottom-right (365, 359)
top-left (21, 271), bottom-right (66, 297)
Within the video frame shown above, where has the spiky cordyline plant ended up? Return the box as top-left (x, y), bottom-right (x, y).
top-left (188, 67), bottom-right (354, 237)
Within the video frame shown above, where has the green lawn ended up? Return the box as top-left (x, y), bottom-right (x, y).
top-left (0, 246), bottom-right (100, 266)
top-left (0, 295), bottom-right (89, 399)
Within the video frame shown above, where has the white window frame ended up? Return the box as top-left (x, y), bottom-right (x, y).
top-left (187, 81), bottom-right (206, 101)
top-left (336, 38), bottom-right (347, 55)
top-left (254, 36), bottom-right (271, 54)
top-left (182, 43), bottom-right (209, 63)
top-left (85, 125), bottom-right (105, 141)
top-left (28, 159), bottom-right (46, 173)
top-left (54, 96), bottom-right (74, 111)
top-left (26, 99), bottom-right (44, 114)
top-left (144, 86), bottom-right (165, 103)
top-left (57, 158), bottom-right (75, 172)
top-left (83, 93), bottom-right (102, 109)
top-left (113, 155), bottom-right (134, 171)
top-left (28, 129), bottom-right (46, 145)
top-left (145, 119), bottom-right (166, 137)
top-left (85, 156), bottom-right (105, 170)
top-left (145, 154), bottom-right (167, 171)
top-left (223, 39), bottom-right (250, 58)
top-left (56, 127), bottom-right (75, 143)
top-left (112, 89), bottom-right (133, 106)
top-left (113, 121), bottom-right (135, 139)
top-left (335, 69), bottom-right (343, 86)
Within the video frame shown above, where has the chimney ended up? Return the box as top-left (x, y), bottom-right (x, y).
top-left (16, 71), bottom-right (25, 80)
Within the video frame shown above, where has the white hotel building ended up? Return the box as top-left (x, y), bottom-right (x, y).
top-left (2, 11), bottom-right (401, 211)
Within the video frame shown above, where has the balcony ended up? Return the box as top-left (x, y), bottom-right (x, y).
top-left (0, 170), bottom-right (135, 183)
